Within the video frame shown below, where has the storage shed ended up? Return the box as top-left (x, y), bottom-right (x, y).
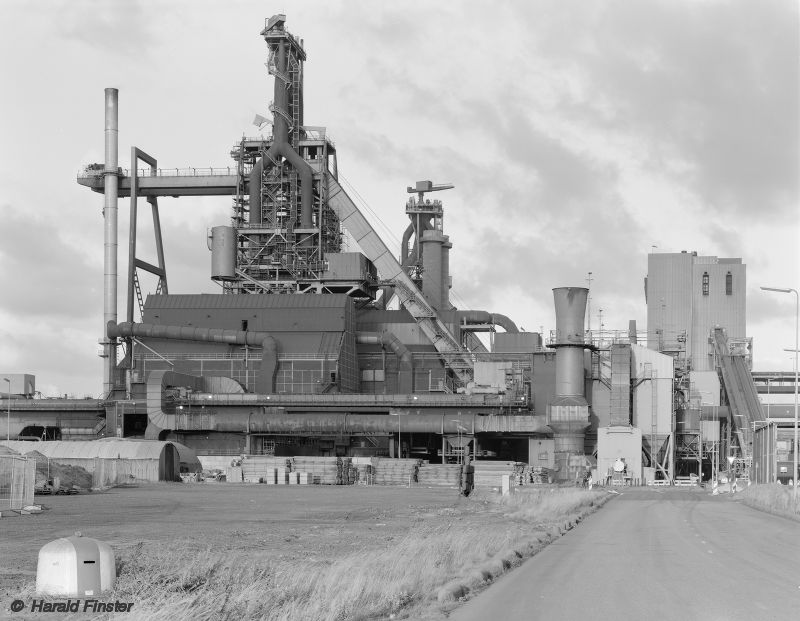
top-left (0, 439), bottom-right (200, 483)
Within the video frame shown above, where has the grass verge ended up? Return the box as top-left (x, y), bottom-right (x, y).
top-left (15, 487), bottom-right (611, 621)
top-left (737, 483), bottom-right (800, 521)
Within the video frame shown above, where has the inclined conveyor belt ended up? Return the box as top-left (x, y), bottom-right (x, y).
top-left (712, 328), bottom-right (763, 458)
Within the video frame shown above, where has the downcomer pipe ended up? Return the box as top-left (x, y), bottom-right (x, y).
top-left (103, 87), bottom-right (119, 397)
top-left (249, 39), bottom-right (315, 229)
top-left (456, 311), bottom-right (519, 333)
top-left (356, 332), bottom-right (413, 393)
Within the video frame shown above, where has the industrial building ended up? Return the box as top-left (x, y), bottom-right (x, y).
top-left (1, 15), bottom-right (792, 486)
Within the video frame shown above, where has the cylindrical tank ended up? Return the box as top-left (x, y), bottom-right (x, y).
top-left (675, 405), bottom-right (700, 430)
top-left (421, 230), bottom-right (445, 311)
top-left (555, 347), bottom-right (585, 397)
top-left (441, 236), bottom-right (452, 311)
top-left (210, 226), bottom-right (237, 280)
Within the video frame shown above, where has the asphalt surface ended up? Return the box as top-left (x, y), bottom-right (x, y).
top-left (450, 488), bottom-right (800, 621)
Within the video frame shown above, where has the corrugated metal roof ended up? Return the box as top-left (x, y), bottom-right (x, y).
top-left (144, 294), bottom-right (351, 310)
top-left (0, 439), bottom-right (197, 464)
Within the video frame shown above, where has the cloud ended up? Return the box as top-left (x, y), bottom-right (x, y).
top-left (0, 205), bottom-right (102, 319)
top-left (56, 0), bottom-right (155, 57)
top-left (525, 0), bottom-right (799, 218)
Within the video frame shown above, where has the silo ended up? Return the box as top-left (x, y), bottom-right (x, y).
top-left (210, 226), bottom-right (237, 281)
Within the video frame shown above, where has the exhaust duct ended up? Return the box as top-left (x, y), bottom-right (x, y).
top-left (548, 287), bottom-right (591, 480)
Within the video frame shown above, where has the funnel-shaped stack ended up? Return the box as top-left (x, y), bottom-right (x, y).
top-left (549, 287), bottom-right (590, 480)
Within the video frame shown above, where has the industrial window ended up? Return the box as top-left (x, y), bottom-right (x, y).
top-left (726, 272), bottom-right (732, 295)
top-left (702, 272), bottom-right (709, 296)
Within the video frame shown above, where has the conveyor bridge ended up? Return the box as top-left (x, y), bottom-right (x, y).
top-left (712, 328), bottom-right (762, 461)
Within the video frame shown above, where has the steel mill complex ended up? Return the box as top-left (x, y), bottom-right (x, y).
top-left (1, 15), bottom-right (796, 487)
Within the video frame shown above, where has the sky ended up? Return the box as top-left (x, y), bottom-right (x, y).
top-left (0, 0), bottom-right (797, 398)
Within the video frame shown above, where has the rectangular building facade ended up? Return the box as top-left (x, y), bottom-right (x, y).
top-left (645, 252), bottom-right (746, 372)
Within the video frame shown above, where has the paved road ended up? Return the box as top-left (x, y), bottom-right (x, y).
top-left (451, 488), bottom-right (800, 621)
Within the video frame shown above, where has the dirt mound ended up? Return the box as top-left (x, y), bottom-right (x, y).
top-left (25, 451), bottom-right (93, 489)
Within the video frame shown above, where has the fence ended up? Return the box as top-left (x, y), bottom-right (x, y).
top-left (0, 455), bottom-right (35, 510)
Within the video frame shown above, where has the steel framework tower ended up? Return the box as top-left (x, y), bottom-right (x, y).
top-left (227, 15), bottom-right (342, 294)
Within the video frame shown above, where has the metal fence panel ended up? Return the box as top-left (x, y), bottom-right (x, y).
top-left (0, 456), bottom-right (35, 510)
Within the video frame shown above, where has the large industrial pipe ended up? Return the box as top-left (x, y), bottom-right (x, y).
top-left (249, 39), bottom-right (315, 229)
top-left (356, 332), bottom-right (413, 393)
top-left (400, 223), bottom-right (414, 266)
top-left (456, 311), bottom-right (520, 333)
top-left (108, 321), bottom-right (279, 394)
top-left (108, 321), bottom-right (275, 348)
top-left (548, 287), bottom-right (591, 480)
top-left (103, 87), bottom-right (119, 397)
top-left (552, 287), bottom-right (589, 397)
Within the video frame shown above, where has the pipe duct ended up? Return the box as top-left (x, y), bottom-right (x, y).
top-left (456, 311), bottom-right (519, 333)
top-left (356, 332), bottom-right (413, 393)
top-left (249, 39), bottom-right (314, 229)
top-left (108, 321), bottom-right (279, 394)
top-left (159, 411), bottom-right (551, 434)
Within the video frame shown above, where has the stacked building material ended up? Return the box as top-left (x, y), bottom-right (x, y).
top-left (276, 467), bottom-right (289, 484)
top-left (370, 457), bottom-right (421, 486)
top-left (226, 466), bottom-right (243, 482)
top-left (242, 456), bottom-right (291, 482)
top-left (472, 461), bottom-right (521, 488)
top-left (287, 457), bottom-right (356, 484)
top-left (417, 463), bottom-right (461, 487)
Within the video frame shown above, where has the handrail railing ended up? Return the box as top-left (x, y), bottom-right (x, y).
top-left (78, 166), bottom-right (249, 179)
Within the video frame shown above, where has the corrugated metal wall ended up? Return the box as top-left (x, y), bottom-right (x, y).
top-left (645, 253), bottom-right (746, 372)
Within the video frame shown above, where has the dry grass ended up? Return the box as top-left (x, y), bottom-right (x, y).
top-left (738, 483), bottom-right (800, 518)
top-left (18, 487), bottom-right (608, 621)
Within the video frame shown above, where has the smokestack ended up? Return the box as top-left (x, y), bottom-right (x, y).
top-left (549, 287), bottom-right (591, 480)
top-left (103, 87), bottom-right (119, 397)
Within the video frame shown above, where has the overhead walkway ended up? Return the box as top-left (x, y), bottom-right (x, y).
top-left (712, 328), bottom-right (763, 460)
top-left (77, 166), bottom-right (239, 197)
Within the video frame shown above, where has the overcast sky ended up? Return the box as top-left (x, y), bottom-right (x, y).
top-left (0, 0), bottom-right (797, 398)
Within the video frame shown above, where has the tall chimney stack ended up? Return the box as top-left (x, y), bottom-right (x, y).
top-left (549, 287), bottom-right (591, 480)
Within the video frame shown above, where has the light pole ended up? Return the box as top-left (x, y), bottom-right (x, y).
top-left (760, 286), bottom-right (799, 502)
top-left (4, 378), bottom-right (10, 441)
top-left (389, 411), bottom-right (405, 459)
